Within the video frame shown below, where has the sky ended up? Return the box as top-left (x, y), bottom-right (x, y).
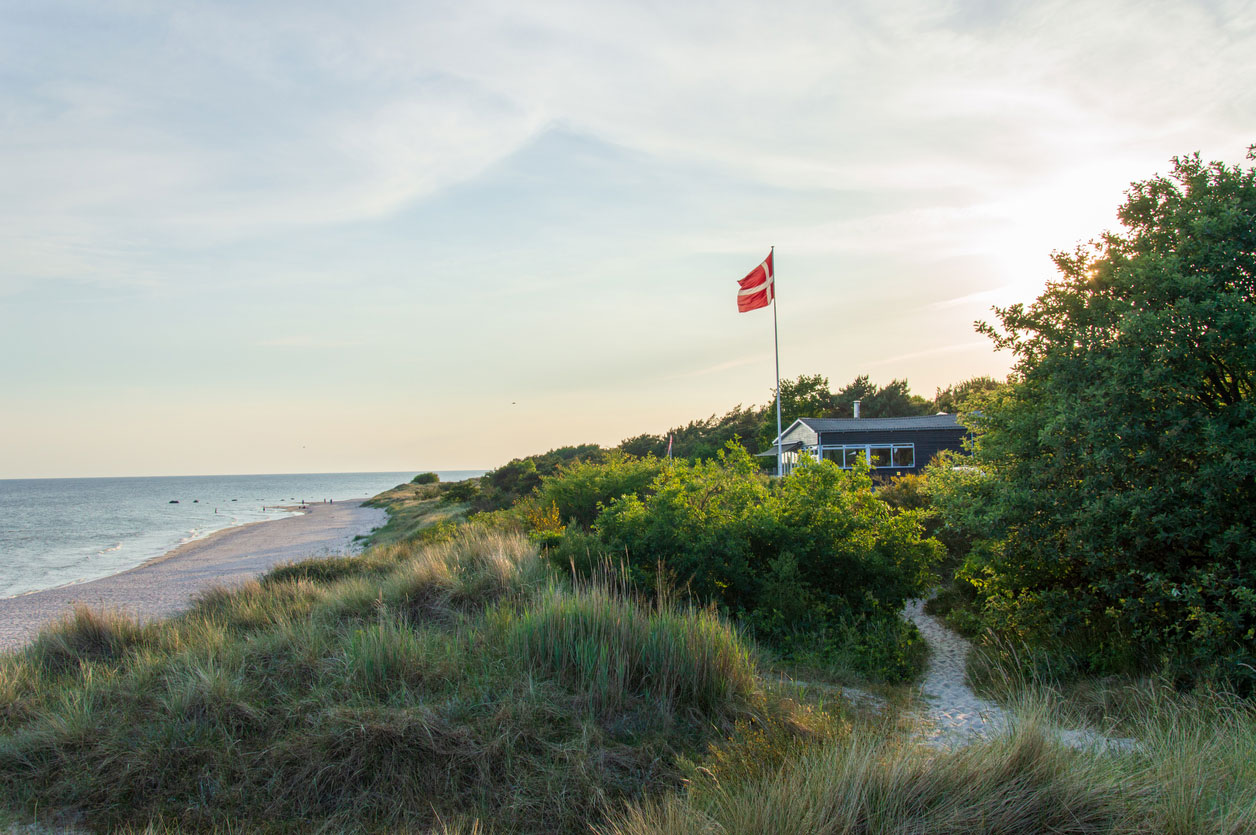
top-left (1, 0), bottom-right (1253, 478)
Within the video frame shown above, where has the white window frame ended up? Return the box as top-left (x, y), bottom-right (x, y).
top-left (819, 443), bottom-right (915, 470)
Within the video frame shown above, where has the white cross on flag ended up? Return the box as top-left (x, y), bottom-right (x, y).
top-left (737, 251), bottom-right (774, 312)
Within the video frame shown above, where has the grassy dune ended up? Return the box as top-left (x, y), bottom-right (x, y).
top-left (360, 480), bottom-right (467, 547)
top-left (2, 501), bottom-right (1253, 832)
top-left (605, 684), bottom-right (1256, 835)
top-left (0, 530), bottom-right (824, 833)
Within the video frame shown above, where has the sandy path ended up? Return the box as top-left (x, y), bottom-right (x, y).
top-left (904, 598), bottom-right (1010, 746)
top-left (0, 501), bottom-right (386, 653)
top-left (905, 599), bottom-right (1137, 751)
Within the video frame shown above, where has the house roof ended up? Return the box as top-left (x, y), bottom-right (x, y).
top-left (795, 413), bottom-right (962, 433)
top-left (753, 441), bottom-right (805, 456)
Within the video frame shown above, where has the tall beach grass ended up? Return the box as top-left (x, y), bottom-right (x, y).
top-left (0, 529), bottom-right (805, 833)
top-left (604, 657), bottom-right (1256, 834)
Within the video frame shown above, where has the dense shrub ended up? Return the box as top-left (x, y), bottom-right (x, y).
top-left (440, 478), bottom-right (482, 504)
top-left (945, 148), bottom-right (1256, 688)
top-left (473, 444), bottom-right (608, 511)
top-left (411, 472), bottom-right (440, 485)
top-left (533, 452), bottom-right (667, 530)
top-left (594, 446), bottom-right (941, 670)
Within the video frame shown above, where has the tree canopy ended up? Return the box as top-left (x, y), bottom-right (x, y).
top-left (949, 147), bottom-right (1256, 685)
top-left (754, 374), bottom-right (934, 450)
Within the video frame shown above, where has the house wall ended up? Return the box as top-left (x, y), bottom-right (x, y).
top-left (780, 423), bottom-right (819, 447)
top-left (816, 426), bottom-right (967, 476)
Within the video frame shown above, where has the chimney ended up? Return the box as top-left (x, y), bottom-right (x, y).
top-left (853, 400), bottom-right (861, 419)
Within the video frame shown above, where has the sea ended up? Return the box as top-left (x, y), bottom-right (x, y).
top-left (0, 471), bottom-right (484, 599)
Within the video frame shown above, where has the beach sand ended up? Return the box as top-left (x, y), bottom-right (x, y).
top-left (0, 500), bottom-right (387, 653)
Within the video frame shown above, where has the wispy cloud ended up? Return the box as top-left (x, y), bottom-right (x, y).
top-left (665, 353), bottom-right (772, 381)
top-left (927, 286), bottom-right (1021, 311)
top-left (865, 341), bottom-right (994, 368)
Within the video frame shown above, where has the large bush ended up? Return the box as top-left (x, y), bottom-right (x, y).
top-left (951, 148), bottom-right (1256, 686)
top-left (595, 446), bottom-right (941, 635)
top-left (533, 452), bottom-right (667, 529)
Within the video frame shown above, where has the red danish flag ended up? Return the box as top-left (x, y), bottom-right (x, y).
top-left (737, 250), bottom-right (774, 312)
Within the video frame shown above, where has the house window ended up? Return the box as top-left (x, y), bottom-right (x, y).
top-left (821, 443), bottom-right (916, 469)
top-left (892, 445), bottom-right (915, 468)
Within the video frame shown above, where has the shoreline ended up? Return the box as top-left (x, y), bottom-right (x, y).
top-left (0, 500), bottom-right (387, 653)
top-left (126, 503), bottom-right (311, 575)
top-left (4, 505), bottom-right (309, 602)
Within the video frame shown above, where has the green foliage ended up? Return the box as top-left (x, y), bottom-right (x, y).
top-left (546, 527), bottom-right (617, 576)
top-left (833, 375), bottom-right (934, 419)
top-left (621, 405), bottom-right (765, 461)
top-left (593, 445), bottom-right (941, 679)
top-left (361, 480), bottom-right (468, 546)
top-left (533, 451), bottom-right (667, 529)
top-left (876, 473), bottom-right (932, 513)
top-left (473, 444), bottom-right (608, 511)
top-left (755, 374), bottom-right (935, 451)
top-left (411, 472), bottom-right (441, 485)
top-left (933, 375), bottom-right (1007, 414)
top-left (596, 445), bottom-right (772, 612)
top-left (440, 478), bottom-right (482, 505)
top-left (950, 147), bottom-right (1256, 687)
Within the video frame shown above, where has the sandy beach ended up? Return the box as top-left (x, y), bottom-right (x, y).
top-left (0, 500), bottom-right (387, 653)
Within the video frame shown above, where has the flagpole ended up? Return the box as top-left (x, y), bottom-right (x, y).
top-left (771, 245), bottom-right (782, 477)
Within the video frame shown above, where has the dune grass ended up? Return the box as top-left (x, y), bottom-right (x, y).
top-left (361, 480), bottom-right (467, 547)
top-left (0, 530), bottom-right (816, 833)
top-left (511, 582), bottom-right (757, 715)
top-left (4, 511), bottom-right (1252, 833)
top-left (601, 649), bottom-right (1256, 835)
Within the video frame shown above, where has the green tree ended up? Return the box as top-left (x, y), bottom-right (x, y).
top-left (756, 373), bottom-right (838, 449)
top-left (956, 147), bottom-right (1256, 685)
top-left (933, 375), bottom-right (1007, 414)
top-left (855, 378), bottom-right (934, 418)
top-left (828, 375), bottom-right (934, 419)
top-left (625, 405), bottom-right (766, 461)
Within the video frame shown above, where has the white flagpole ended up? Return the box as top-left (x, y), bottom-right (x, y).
top-left (771, 246), bottom-right (783, 477)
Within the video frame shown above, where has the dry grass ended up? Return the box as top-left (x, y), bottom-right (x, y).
top-left (360, 480), bottom-right (467, 547)
top-left (0, 529), bottom-right (800, 834)
top-left (6, 526), bottom-right (1251, 834)
top-left (601, 654), bottom-right (1256, 835)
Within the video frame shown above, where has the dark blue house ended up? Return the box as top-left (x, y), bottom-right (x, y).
top-left (767, 413), bottom-right (968, 477)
